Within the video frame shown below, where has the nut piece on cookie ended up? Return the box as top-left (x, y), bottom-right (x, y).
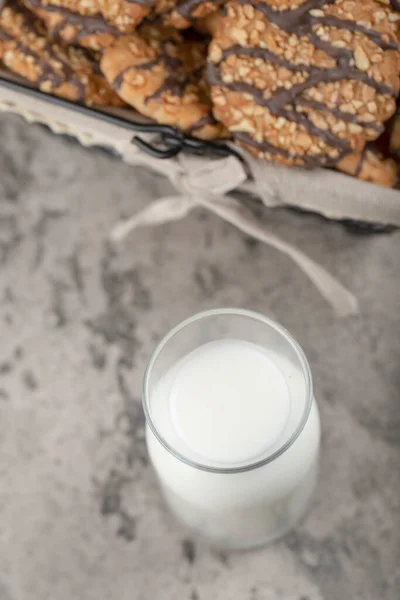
top-left (23, 0), bottom-right (121, 51)
top-left (208, 0), bottom-right (400, 167)
top-left (101, 24), bottom-right (227, 139)
top-left (0, 0), bottom-right (124, 106)
top-left (336, 145), bottom-right (398, 187)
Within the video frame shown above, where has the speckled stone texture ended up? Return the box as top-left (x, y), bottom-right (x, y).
top-left (0, 113), bottom-right (399, 600)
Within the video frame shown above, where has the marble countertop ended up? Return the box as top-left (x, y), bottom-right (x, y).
top-left (0, 113), bottom-right (399, 600)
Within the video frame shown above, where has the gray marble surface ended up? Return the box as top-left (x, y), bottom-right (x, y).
top-left (0, 113), bottom-right (399, 600)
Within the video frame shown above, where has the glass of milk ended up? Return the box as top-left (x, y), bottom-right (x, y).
top-left (143, 308), bottom-right (320, 550)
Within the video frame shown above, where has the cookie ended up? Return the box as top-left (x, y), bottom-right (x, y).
top-left (101, 24), bottom-right (226, 138)
top-left (21, 0), bottom-right (155, 33)
top-left (23, 0), bottom-right (121, 50)
top-left (159, 0), bottom-right (226, 29)
top-left (336, 144), bottom-right (398, 186)
top-left (208, 0), bottom-right (400, 167)
top-left (0, 1), bottom-right (123, 106)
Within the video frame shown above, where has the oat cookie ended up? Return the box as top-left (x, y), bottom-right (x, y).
top-left (208, 0), bottom-right (400, 167)
top-left (23, 0), bottom-right (121, 50)
top-left (0, 0), bottom-right (123, 106)
top-left (336, 143), bottom-right (398, 186)
top-left (101, 24), bottom-right (226, 138)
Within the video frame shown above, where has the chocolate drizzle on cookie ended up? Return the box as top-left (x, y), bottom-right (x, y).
top-left (112, 33), bottom-right (197, 99)
top-left (146, 73), bottom-right (188, 101)
top-left (111, 45), bottom-right (183, 93)
top-left (354, 143), bottom-right (369, 177)
top-left (175, 0), bottom-right (225, 21)
top-left (25, 0), bottom-right (121, 44)
top-left (186, 112), bottom-right (219, 132)
top-left (0, 28), bottom-right (13, 41)
top-left (126, 0), bottom-right (156, 5)
top-left (208, 0), bottom-right (399, 165)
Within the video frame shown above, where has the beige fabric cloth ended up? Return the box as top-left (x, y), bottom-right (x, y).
top-left (2, 79), bottom-right (399, 315)
top-left (111, 153), bottom-right (359, 317)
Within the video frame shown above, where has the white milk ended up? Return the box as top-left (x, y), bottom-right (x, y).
top-left (146, 339), bottom-right (320, 549)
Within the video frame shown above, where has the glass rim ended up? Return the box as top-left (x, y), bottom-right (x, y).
top-left (142, 308), bottom-right (313, 474)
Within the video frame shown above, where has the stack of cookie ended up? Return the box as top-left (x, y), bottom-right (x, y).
top-left (1, 0), bottom-right (400, 188)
